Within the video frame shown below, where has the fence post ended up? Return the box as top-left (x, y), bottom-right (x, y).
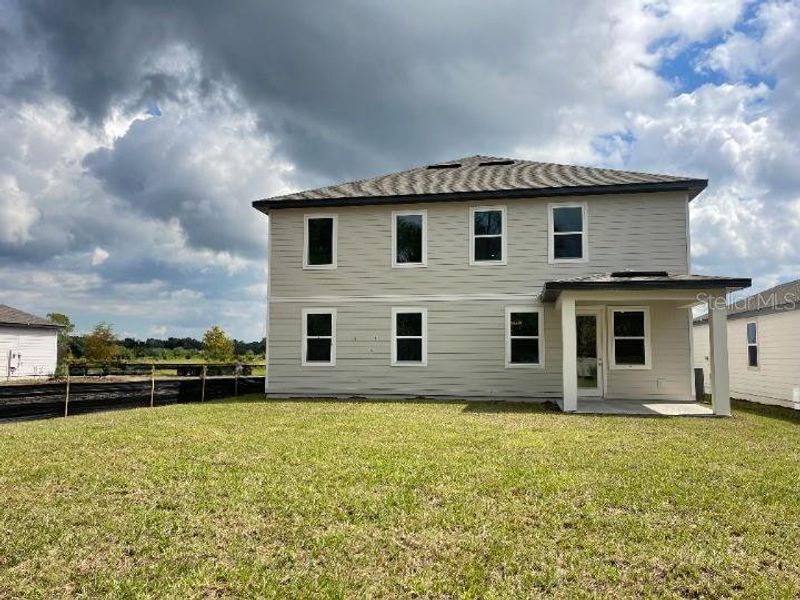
top-left (234, 364), bottom-right (239, 397)
top-left (150, 364), bottom-right (155, 408)
top-left (64, 370), bottom-right (71, 417)
top-left (201, 365), bottom-right (207, 402)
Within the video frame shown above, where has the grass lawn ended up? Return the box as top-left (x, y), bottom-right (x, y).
top-left (1, 398), bottom-right (799, 598)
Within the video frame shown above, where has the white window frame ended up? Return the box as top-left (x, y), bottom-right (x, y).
top-left (301, 308), bottom-right (336, 366)
top-left (608, 306), bottom-right (651, 370)
top-left (505, 306), bottom-right (544, 368)
top-left (303, 214), bottom-right (337, 270)
top-left (391, 307), bottom-right (427, 366)
top-left (469, 205), bottom-right (507, 266)
top-left (548, 202), bottom-right (588, 264)
top-left (746, 321), bottom-right (759, 369)
top-left (391, 210), bottom-right (427, 268)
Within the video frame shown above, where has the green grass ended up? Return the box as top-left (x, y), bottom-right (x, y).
top-left (1, 398), bottom-right (799, 598)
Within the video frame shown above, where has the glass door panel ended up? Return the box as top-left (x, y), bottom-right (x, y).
top-left (576, 314), bottom-right (601, 394)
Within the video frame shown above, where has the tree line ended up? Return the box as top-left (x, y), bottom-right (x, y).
top-left (46, 314), bottom-right (265, 367)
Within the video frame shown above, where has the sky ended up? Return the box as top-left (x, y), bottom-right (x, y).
top-left (0, 0), bottom-right (798, 340)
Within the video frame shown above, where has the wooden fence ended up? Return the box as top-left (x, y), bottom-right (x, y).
top-left (0, 363), bottom-right (264, 422)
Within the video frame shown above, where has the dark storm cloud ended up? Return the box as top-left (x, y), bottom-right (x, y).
top-left (13, 0), bottom-right (600, 182)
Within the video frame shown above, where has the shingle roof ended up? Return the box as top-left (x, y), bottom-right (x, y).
top-left (541, 272), bottom-right (751, 302)
top-left (254, 155), bottom-right (708, 210)
top-left (0, 305), bottom-right (61, 329)
top-left (694, 278), bottom-right (800, 323)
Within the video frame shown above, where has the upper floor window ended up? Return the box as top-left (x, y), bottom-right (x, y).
top-left (505, 307), bottom-right (543, 367)
top-left (549, 203), bottom-right (587, 262)
top-left (392, 211), bottom-right (427, 267)
top-left (304, 215), bottom-right (337, 269)
top-left (391, 308), bottom-right (427, 366)
top-left (747, 322), bottom-right (758, 367)
top-left (302, 309), bottom-right (336, 366)
top-left (470, 206), bottom-right (506, 265)
top-left (609, 307), bottom-right (650, 369)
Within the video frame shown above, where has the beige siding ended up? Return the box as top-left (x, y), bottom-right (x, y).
top-left (604, 302), bottom-right (693, 400)
top-left (270, 301), bottom-right (561, 398)
top-left (270, 192), bottom-right (689, 298)
top-left (0, 326), bottom-right (58, 378)
top-left (269, 300), bottom-right (692, 400)
top-left (267, 191), bottom-right (691, 399)
top-left (694, 312), bottom-right (800, 408)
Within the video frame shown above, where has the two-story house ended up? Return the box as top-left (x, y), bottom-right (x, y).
top-left (253, 155), bottom-right (750, 415)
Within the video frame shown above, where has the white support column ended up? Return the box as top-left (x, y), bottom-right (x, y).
top-left (708, 293), bottom-right (731, 416)
top-left (561, 295), bottom-right (578, 412)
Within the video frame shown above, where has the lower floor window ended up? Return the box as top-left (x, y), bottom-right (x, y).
top-left (303, 309), bottom-right (335, 365)
top-left (392, 308), bottom-right (427, 365)
top-left (506, 308), bottom-right (542, 366)
top-left (610, 307), bottom-right (650, 368)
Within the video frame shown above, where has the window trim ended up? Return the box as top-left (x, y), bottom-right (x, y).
top-left (391, 307), bottom-right (428, 366)
top-left (301, 308), bottom-right (336, 366)
top-left (391, 209), bottom-right (428, 268)
top-left (303, 214), bottom-right (337, 270)
top-left (746, 321), bottom-right (759, 369)
top-left (548, 202), bottom-right (588, 264)
top-left (469, 205), bottom-right (507, 266)
top-left (608, 306), bottom-right (651, 370)
top-left (505, 306), bottom-right (545, 368)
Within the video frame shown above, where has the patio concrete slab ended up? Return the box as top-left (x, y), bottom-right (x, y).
top-left (556, 398), bottom-right (716, 416)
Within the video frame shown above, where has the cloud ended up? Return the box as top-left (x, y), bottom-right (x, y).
top-left (0, 174), bottom-right (39, 243)
top-left (91, 247), bottom-right (110, 266)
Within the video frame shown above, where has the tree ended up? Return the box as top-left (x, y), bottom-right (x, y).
top-left (47, 313), bottom-right (75, 367)
top-left (84, 322), bottom-right (119, 363)
top-left (202, 325), bottom-right (235, 362)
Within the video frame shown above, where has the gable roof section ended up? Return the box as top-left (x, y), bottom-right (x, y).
top-left (694, 278), bottom-right (800, 323)
top-left (254, 155), bottom-right (708, 211)
top-left (0, 305), bottom-right (61, 329)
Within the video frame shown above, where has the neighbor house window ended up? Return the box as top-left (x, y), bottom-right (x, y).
top-left (391, 308), bottom-right (427, 366)
top-left (392, 210), bottom-right (427, 267)
top-left (303, 215), bottom-right (337, 268)
top-left (470, 206), bottom-right (506, 264)
top-left (302, 309), bottom-right (336, 366)
top-left (747, 322), bottom-right (758, 367)
top-left (549, 203), bottom-right (587, 262)
top-left (609, 307), bottom-right (650, 369)
top-left (506, 307), bottom-right (543, 367)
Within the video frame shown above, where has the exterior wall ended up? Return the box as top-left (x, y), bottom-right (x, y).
top-left (693, 311), bottom-right (800, 408)
top-left (0, 326), bottom-right (58, 379)
top-left (604, 301), bottom-right (693, 400)
top-left (267, 191), bottom-right (692, 399)
top-left (269, 192), bottom-right (689, 299)
top-left (269, 299), bottom-right (692, 400)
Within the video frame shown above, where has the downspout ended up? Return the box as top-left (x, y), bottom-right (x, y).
top-left (685, 193), bottom-right (696, 400)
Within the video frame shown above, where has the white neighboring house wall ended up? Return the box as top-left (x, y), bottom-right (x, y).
top-left (693, 310), bottom-right (800, 409)
top-left (0, 326), bottom-right (59, 379)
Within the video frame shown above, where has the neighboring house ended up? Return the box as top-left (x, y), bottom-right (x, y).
top-left (252, 155), bottom-right (750, 415)
top-left (694, 279), bottom-right (800, 409)
top-left (0, 305), bottom-right (61, 379)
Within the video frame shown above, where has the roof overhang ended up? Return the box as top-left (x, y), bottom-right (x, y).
top-left (541, 275), bottom-right (751, 303)
top-left (252, 179), bottom-right (707, 213)
top-left (0, 321), bottom-right (62, 330)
